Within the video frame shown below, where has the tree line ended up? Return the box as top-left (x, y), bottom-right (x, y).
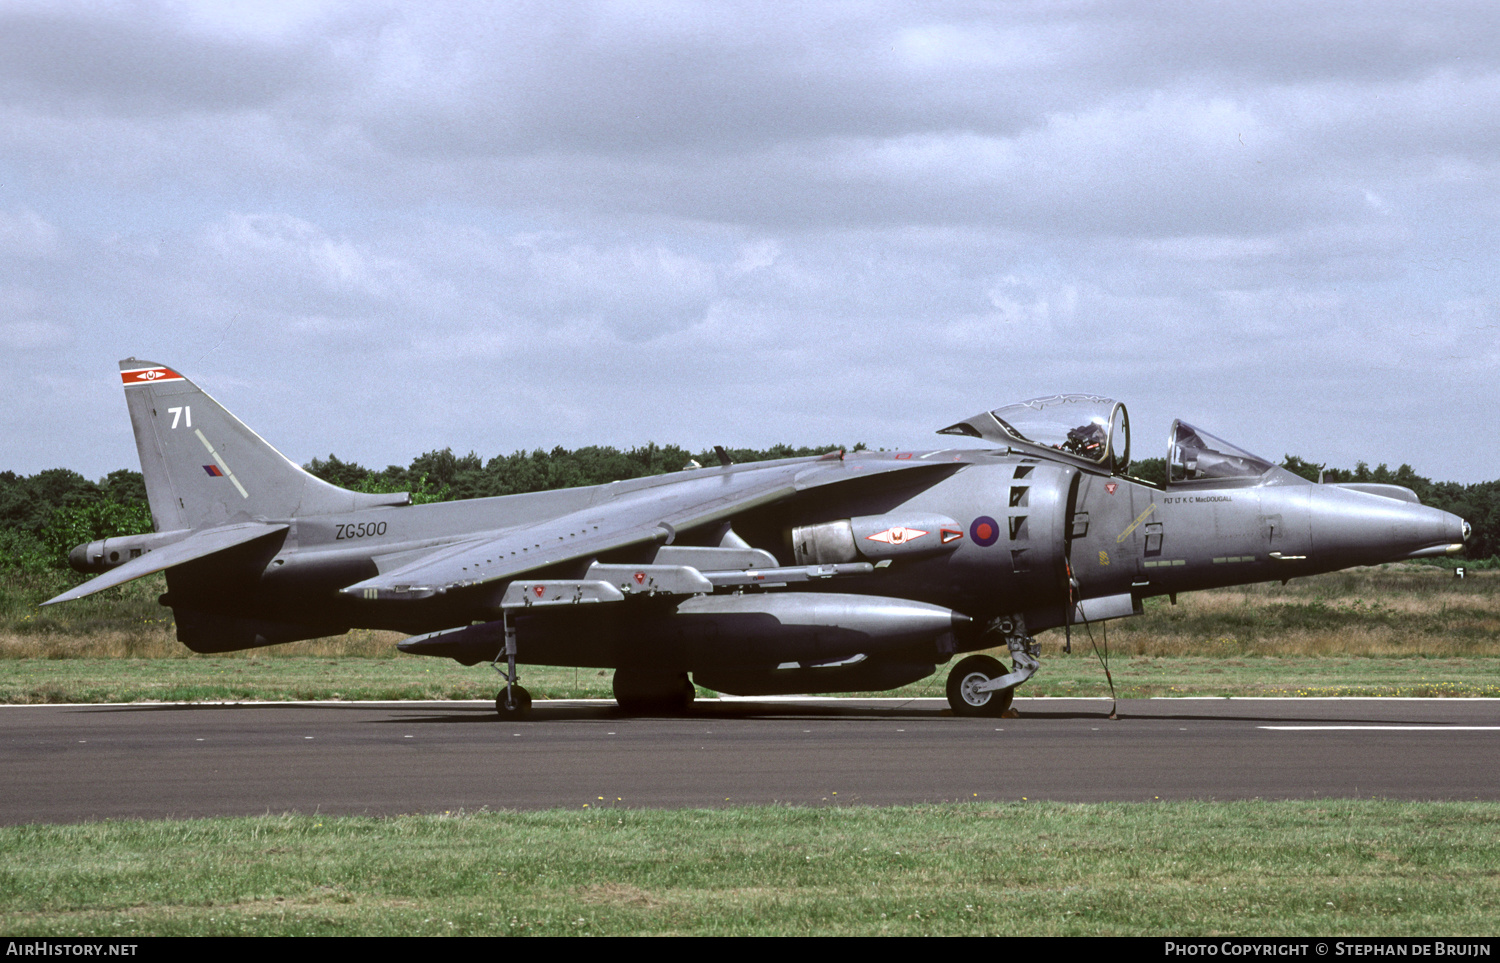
top-left (2, 445), bottom-right (1496, 574)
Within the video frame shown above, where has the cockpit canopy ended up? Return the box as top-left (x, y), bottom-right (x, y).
top-left (939, 394), bottom-right (1130, 473)
top-left (1167, 421), bottom-right (1275, 484)
top-left (939, 397), bottom-right (1282, 486)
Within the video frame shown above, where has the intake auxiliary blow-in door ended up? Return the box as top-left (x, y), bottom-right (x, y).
top-left (996, 460), bottom-right (1076, 631)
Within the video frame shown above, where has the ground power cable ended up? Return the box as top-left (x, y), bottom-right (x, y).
top-left (1067, 560), bottom-right (1119, 719)
top-left (1083, 618), bottom-right (1119, 721)
top-left (1068, 552), bottom-right (1116, 717)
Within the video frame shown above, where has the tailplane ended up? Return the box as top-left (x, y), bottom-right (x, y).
top-left (119, 359), bottom-right (408, 532)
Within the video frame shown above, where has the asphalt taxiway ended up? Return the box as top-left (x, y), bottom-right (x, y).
top-left (2, 697), bottom-right (1497, 824)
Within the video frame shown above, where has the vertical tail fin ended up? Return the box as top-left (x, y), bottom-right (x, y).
top-left (119, 359), bottom-right (408, 532)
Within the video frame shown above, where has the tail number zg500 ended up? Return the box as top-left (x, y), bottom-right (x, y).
top-left (336, 522), bottom-right (388, 540)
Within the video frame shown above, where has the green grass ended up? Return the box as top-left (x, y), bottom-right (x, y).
top-left (1, 802), bottom-right (1497, 936)
top-left (0, 656), bottom-right (615, 704)
top-left (1107, 568), bottom-right (1500, 658)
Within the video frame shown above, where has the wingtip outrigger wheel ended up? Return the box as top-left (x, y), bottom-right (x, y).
top-left (491, 610), bottom-right (532, 719)
top-left (496, 685), bottom-right (532, 718)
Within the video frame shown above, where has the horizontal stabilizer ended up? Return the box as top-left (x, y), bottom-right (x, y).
top-left (43, 522), bottom-right (288, 605)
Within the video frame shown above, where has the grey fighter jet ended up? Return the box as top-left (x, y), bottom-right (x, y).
top-left (50, 362), bottom-right (1470, 717)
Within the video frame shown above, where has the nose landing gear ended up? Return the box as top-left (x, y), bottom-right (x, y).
top-left (945, 614), bottom-right (1039, 717)
top-left (947, 655), bottom-right (1014, 716)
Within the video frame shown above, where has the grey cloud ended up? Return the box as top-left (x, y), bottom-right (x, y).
top-left (3, 2), bottom-right (1499, 485)
top-left (339, 2), bottom-right (1500, 163)
top-left (0, 4), bottom-right (348, 115)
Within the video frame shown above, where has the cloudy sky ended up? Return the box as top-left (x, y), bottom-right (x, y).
top-left (3, 1), bottom-right (1498, 484)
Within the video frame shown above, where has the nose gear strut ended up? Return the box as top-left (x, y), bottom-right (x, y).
top-left (945, 614), bottom-right (1040, 717)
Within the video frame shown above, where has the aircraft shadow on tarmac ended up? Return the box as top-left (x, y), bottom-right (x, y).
top-left (83, 700), bottom-right (1483, 727)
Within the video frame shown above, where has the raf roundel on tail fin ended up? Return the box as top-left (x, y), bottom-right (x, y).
top-left (118, 358), bottom-right (409, 533)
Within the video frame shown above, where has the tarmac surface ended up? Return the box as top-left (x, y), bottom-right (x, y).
top-left (3, 697), bottom-right (1499, 824)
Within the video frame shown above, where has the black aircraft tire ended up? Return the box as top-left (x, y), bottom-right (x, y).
top-left (613, 670), bottom-right (695, 716)
top-left (946, 655), bottom-right (1014, 717)
top-left (495, 685), bottom-right (532, 719)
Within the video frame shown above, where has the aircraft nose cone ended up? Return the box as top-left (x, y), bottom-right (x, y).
top-left (1309, 486), bottom-right (1466, 566)
top-left (1432, 510), bottom-right (1470, 555)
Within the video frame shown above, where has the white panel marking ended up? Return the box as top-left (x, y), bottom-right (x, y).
top-left (1259, 726), bottom-right (1500, 731)
top-left (194, 429), bottom-right (250, 499)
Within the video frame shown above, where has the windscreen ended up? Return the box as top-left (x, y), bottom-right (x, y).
top-left (1168, 421), bottom-right (1274, 483)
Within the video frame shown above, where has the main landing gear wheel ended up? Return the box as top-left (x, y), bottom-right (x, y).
top-left (495, 685), bottom-right (532, 719)
top-left (946, 655), bottom-right (1015, 717)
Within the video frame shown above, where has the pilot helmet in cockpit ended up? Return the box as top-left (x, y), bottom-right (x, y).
top-left (1064, 421), bottom-right (1108, 458)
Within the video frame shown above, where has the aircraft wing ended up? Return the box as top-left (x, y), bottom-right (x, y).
top-left (341, 456), bottom-right (954, 601)
top-left (43, 522), bottom-right (289, 605)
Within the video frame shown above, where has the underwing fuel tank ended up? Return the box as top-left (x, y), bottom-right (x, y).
top-left (399, 592), bottom-right (971, 668)
top-left (663, 593), bottom-right (970, 663)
